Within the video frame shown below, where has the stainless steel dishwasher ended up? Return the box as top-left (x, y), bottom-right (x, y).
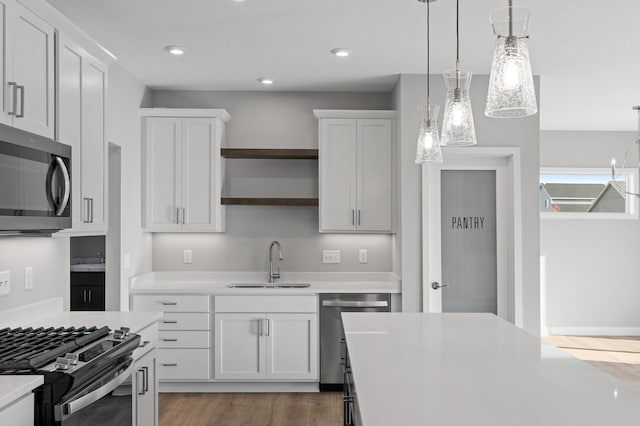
top-left (319, 293), bottom-right (391, 391)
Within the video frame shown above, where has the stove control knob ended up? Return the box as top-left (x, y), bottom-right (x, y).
top-left (120, 327), bottom-right (130, 337)
top-left (55, 357), bottom-right (71, 370)
top-left (114, 327), bottom-right (130, 340)
top-left (64, 353), bottom-right (79, 365)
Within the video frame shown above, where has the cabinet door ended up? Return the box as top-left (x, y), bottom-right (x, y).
top-left (134, 349), bottom-right (157, 426)
top-left (9, 3), bottom-right (54, 137)
top-left (70, 285), bottom-right (104, 311)
top-left (266, 314), bottom-right (318, 380)
top-left (214, 314), bottom-right (265, 380)
top-left (143, 117), bottom-right (182, 231)
top-left (356, 119), bottom-right (393, 232)
top-left (181, 118), bottom-right (222, 231)
top-left (80, 57), bottom-right (107, 232)
top-left (319, 119), bottom-right (357, 231)
top-left (57, 35), bottom-right (83, 230)
top-left (0, 0), bottom-right (11, 126)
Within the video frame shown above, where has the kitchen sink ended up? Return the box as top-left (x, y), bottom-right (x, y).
top-left (227, 283), bottom-right (311, 289)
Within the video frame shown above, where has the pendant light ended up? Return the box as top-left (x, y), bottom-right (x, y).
top-left (485, 0), bottom-right (537, 118)
top-left (415, 0), bottom-right (442, 164)
top-left (610, 106), bottom-right (640, 198)
top-left (441, 0), bottom-right (476, 146)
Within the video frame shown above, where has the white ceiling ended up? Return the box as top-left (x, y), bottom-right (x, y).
top-left (45, 0), bottom-right (640, 131)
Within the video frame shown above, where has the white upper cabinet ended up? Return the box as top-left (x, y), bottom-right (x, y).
top-left (141, 109), bottom-right (230, 232)
top-left (57, 35), bottom-right (107, 234)
top-left (315, 110), bottom-right (396, 233)
top-left (0, 0), bottom-right (55, 138)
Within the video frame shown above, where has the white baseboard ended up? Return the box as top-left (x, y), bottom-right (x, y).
top-left (549, 326), bottom-right (640, 336)
top-left (159, 381), bottom-right (319, 393)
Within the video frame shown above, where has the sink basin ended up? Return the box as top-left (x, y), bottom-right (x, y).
top-left (227, 283), bottom-right (311, 289)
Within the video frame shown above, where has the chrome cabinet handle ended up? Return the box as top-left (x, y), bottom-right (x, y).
top-left (161, 338), bottom-right (178, 342)
top-left (83, 198), bottom-right (90, 223)
top-left (322, 300), bottom-right (389, 308)
top-left (264, 318), bottom-right (270, 336)
top-left (176, 208), bottom-right (180, 224)
top-left (351, 209), bottom-right (355, 225)
top-left (89, 198), bottom-right (94, 223)
top-left (16, 85), bottom-right (24, 118)
top-left (162, 363), bottom-right (178, 367)
top-left (357, 210), bottom-right (361, 226)
top-left (138, 340), bottom-right (150, 348)
top-left (88, 289), bottom-right (92, 303)
top-left (258, 318), bottom-right (263, 336)
top-left (142, 366), bottom-right (149, 393)
top-left (162, 301), bottom-right (178, 306)
top-left (7, 82), bottom-right (16, 115)
top-left (431, 281), bottom-right (449, 290)
top-left (136, 369), bottom-right (144, 395)
top-left (162, 320), bottom-right (178, 324)
top-left (83, 289), bottom-right (87, 303)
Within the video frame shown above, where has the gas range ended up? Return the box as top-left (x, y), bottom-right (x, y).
top-left (0, 325), bottom-right (140, 425)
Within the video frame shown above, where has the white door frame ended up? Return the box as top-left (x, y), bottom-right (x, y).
top-left (421, 147), bottom-right (523, 327)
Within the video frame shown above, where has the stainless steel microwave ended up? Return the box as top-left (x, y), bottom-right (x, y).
top-left (0, 123), bottom-right (71, 235)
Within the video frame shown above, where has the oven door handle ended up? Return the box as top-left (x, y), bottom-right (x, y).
top-left (57, 362), bottom-right (134, 421)
top-left (321, 300), bottom-right (389, 308)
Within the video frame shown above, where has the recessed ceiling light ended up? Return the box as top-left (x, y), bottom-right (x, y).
top-left (258, 77), bottom-right (274, 85)
top-left (331, 48), bottom-right (352, 58)
top-left (164, 45), bottom-right (186, 55)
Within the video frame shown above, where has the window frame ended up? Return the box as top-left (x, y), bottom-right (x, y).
top-left (540, 167), bottom-right (639, 220)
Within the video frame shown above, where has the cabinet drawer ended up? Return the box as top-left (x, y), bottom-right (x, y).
top-left (214, 295), bottom-right (317, 313)
top-left (157, 348), bottom-right (210, 380)
top-left (133, 294), bottom-right (210, 312)
top-left (159, 313), bottom-right (210, 331)
top-left (159, 330), bottom-right (209, 349)
top-left (133, 322), bottom-right (159, 360)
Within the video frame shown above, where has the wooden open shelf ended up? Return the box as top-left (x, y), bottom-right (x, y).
top-left (221, 148), bottom-right (318, 159)
top-left (221, 197), bottom-right (319, 206)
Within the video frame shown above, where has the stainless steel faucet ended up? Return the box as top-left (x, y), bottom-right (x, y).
top-left (268, 240), bottom-right (283, 283)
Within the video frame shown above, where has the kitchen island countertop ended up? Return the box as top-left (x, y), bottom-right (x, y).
top-left (343, 312), bottom-right (640, 426)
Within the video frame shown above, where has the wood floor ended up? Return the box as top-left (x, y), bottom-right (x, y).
top-left (158, 337), bottom-right (640, 426)
top-left (544, 335), bottom-right (640, 390)
top-left (159, 392), bottom-right (342, 426)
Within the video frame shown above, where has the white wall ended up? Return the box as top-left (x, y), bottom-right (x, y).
top-left (107, 63), bottom-right (153, 310)
top-left (393, 74), bottom-right (541, 335)
top-left (149, 90), bottom-right (394, 274)
top-left (540, 130), bottom-right (640, 331)
top-left (0, 237), bottom-right (69, 310)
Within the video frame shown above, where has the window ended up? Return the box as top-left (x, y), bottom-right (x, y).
top-left (540, 168), bottom-right (638, 219)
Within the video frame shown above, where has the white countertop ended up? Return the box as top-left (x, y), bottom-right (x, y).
top-left (343, 313), bottom-right (640, 426)
top-left (0, 376), bottom-right (43, 410)
top-left (130, 271), bottom-right (400, 295)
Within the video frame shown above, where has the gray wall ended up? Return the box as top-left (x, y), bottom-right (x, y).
top-left (540, 130), bottom-right (640, 330)
top-left (151, 90), bottom-right (394, 273)
top-left (394, 74), bottom-right (541, 335)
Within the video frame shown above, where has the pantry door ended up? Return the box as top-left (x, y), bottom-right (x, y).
top-left (422, 148), bottom-right (522, 325)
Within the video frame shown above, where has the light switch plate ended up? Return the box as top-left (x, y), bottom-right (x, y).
top-left (0, 271), bottom-right (10, 296)
top-left (322, 250), bottom-right (341, 264)
top-left (24, 267), bottom-right (33, 291)
top-left (359, 249), bottom-right (368, 264)
top-left (183, 249), bottom-right (193, 264)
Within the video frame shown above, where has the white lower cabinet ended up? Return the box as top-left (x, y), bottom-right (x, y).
top-left (132, 294), bottom-right (211, 382)
top-left (214, 296), bottom-right (318, 382)
top-left (133, 349), bottom-right (157, 426)
top-left (0, 394), bottom-right (34, 426)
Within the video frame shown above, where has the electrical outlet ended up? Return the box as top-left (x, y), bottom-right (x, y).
top-left (359, 249), bottom-right (368, 264)
top-left (322, 250), bottom-right (341, 264)
top-left (24, 267), bottom-right (33, 291)
top-left (0, 271), bottom-right (10, 296)
top-left (183, 249), bottom-right (193, 264)
top-left (124, 253), bottom-right (131, 269)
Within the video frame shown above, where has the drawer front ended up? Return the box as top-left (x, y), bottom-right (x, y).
top-left (214, 295), bottom-right (317, 313)
top-left (159, 330), bottom-right (209, 349)
top-left (133, 294), bottom-right (210, 312)
top-left (158, 348), bottom-right (210, 380)
top-left (159, 313), bottom-right (210, 331)
top-left (133, 322), bottom-right (159, 360)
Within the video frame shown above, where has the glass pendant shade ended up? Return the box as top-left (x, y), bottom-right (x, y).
top-left (415, 104), bottom-right (442, 164)
top-left (485, 6), bottom-right (537, 118)
top-left (441, 70), bottom-right (477, 146)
